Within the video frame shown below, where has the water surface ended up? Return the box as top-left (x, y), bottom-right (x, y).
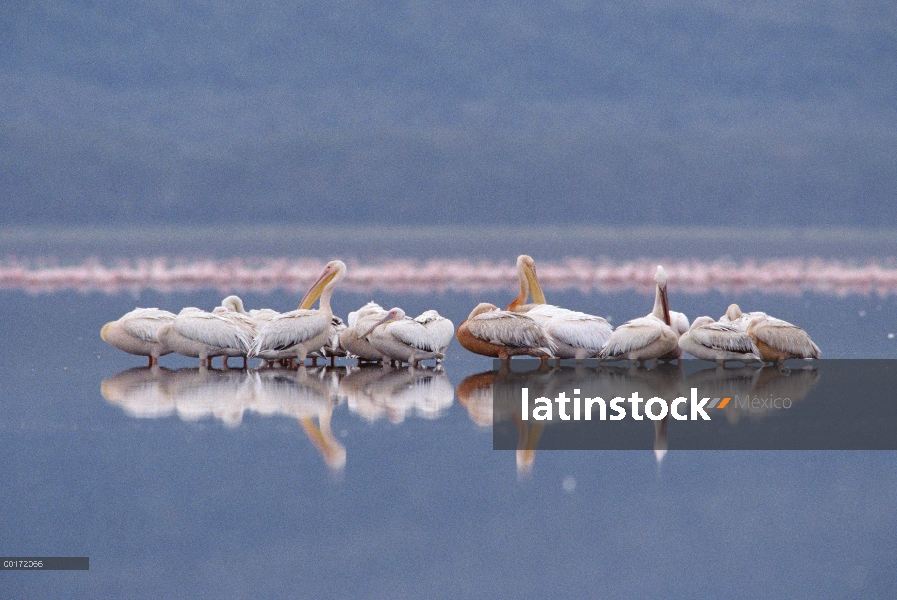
top-left (2, 238), bottom-right (896, 597)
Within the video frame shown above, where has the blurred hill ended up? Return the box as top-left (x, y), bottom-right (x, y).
top-left (1, 1), bottom-right (895, 226)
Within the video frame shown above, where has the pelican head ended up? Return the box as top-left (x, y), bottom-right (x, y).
top-left (654, 265), bottom-right (668, 287)
top-left (467, 302), bottom-right (499, 320)
top-left (726, 304), bottom-right (743, 321)
top-left (299, 260), bottom-right (348, 310)
top-left (221, 295), bottom-right (246, 313)
top-left (360, 307), bottom-right (405, 338)
top-left (100, 322), bottom-right (112, 342)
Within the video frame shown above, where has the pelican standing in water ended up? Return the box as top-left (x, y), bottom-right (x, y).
top-left (213, 295), bottom-right (263, 368)
top-left (506, 254), bottom-right (613, 361)
top-left (456, 303), bottom-right (555, 361)
top-left (720, 304), bottom-right (820, 364)
top-left (414, 310), bottom-right (455, 356)
top-left (250, 260), bottom-right (347, 366)
top-left (339, 301), bottom-right (388, 363)
top-left (158, 306), bottom-right (256, 368)
top-left (360, 308), bottom-right (445, 367)
top-left (678, 316), bottom-right (761, 365)
top-left (599, 266), bottom-right (680, 364)
top-left (101, 308), bottom-right (176, 366)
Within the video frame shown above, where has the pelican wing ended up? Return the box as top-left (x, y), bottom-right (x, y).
top-left (120, 308), bottom-right (175, 342)
top-left (174, 312), bottom-right (254, 352)
top-left (749, 319), bottom-right (820, 358)
top-left (386, 319), bottom-right (440, 352)
top-left (690, 322), bottom-right (758, 353)
top-left (250, 310), bottom-right (329, 355)
top-left (600, 317), bottom-right (663, 357)
top-left (467, 311), bottom-right (554, 350)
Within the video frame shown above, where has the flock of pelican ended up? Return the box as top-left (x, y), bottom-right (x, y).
top-left (102, 260), bottom-right (454, 369)
top-left (102, 256), bottom-right (821, 368)
top-left (456, 255), bottom-right (819, 366)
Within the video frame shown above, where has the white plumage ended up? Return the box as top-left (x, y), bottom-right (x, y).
top-left (678, 316), bottom-right (761, 363)
top-left (250, 260), bottom-right (347, 365)
top-left (599, 266), bottom-right (680, 362)
top-left (720, 304), bottom-right (820, 363)
top-left (465, 306), bottom-right (556, 352)
top-left (524, 304), bottom-right (612, 360)
top-left (340, 302), bottom-right (389, 363)
top-left (162, 306), bottom-right (255, 367)
top-left (250, 309), bottom-right (331, 361)
top-left (101, 307), bottom-right (176, 366)
top-left (361, 308), bottom-right (445, 367)
top-left (413, 310), bottom-right (455, 354)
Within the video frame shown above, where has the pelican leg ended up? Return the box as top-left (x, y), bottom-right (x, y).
top-left (222, 356), bottom-right (230, 370)
top-left (147, 356), bottom-right (153, 368)
top-left (243, 356), bottom-right (248, 369)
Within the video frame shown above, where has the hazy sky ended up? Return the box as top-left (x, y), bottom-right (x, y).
top-left (1, 1), bottom-right (895, 227)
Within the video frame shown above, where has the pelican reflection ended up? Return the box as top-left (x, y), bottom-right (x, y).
top-left (102, 364), bottom-right (454, 469)
top-left (340, 365), bottom-right (452, 423)
top-left (101, 366), bottom-right (345, 469)
top-left (458, 361), bottom-right (822, 461)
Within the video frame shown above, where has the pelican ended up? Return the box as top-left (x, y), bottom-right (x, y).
top-left (250, 260), bottom-right (347, 366)
top-left (524, 305), bottom-right (613, 361)
top-left (678, 316), bottom-right (761, 365)
top-left (456, 303), bottom-right (555, 361)
top-left (359, 308), bottom-right (445, 367)
top-left (339, 302), bottom-right (388, 363)
top-left (414, 310), bottom-right (455, 355)
top-left (505, 255), bottom-right (613, 361)
top-left (157, 307), bottom-right (255, 368)
top-left (213, 295), bottom-right (262, 368)
top-left (720, 304), bottom-right (820, 364)
top-left (101, 308), bottom-right (176, 366)
top-left (599, 266), bottom-right (680, 363)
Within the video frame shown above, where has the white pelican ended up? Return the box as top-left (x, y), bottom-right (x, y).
top-left (505, 255), bottom-right (613, 361)
top-left (101, 308), bottom-right (176, 366)
top-left (339, 302), bottom-right (388, 363)
top-left (359, 307), bottom-right (444, 367)
top-left (599, 266), bottom-right (680, 363)
top-left (525, 305), bottom-right (613, 361)
top-left (456, 303), bottom-right (555, 361)
top-left (414, 310), bottom-right (455, 355)
top-left (158, 307), bottom-right (256, 368)
top-left (678, 316), bottom-right (761, 365)
top-left (213, 295), bottom-right (262, 368)
top-left (720, 304), bottom-right (820, 364)
top-left (250, 260), bottom-right (347, 366)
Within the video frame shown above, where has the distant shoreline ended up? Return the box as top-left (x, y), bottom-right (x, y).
top-left (2, 225), bottom-right (895, 261)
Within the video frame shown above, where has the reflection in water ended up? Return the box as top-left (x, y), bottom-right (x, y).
top-left (102, 365), bottom-right (453, 470)
top-left (685, 365), bottom-right (820, 423)
top-left (340, 366), bottom-right (454, 423)
top-left (456, 362), bottom-right (820, 470)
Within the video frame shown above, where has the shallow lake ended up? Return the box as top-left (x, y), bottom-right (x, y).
top-left (2, 238), bottom-right (896, 597)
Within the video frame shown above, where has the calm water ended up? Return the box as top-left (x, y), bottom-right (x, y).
top-left (2, 280), bottom-right (897, 596)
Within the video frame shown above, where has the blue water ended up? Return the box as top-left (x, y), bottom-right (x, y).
top-left (1, 285), bottom-right (896, 598)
